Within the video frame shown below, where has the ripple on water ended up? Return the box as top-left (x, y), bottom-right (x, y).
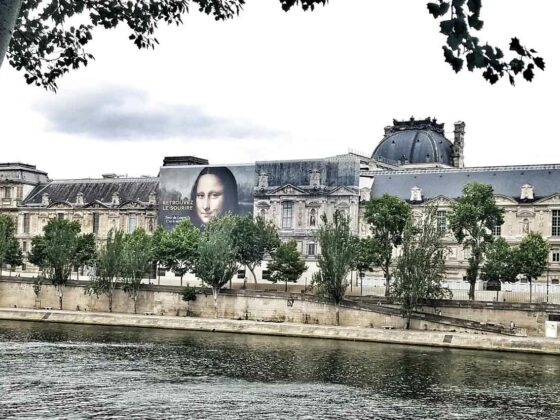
top-left (0, 320), bottom-right (558, 419)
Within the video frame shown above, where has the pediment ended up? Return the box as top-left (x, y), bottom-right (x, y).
top-left (328, 186), bottom-right (358, 196)
top-left (269, 184), bottom-right (305, 196)
top-left (255, 200), bottom-right (271, 208)
top-left (47, 201), bottom-right (73, 209)
top-left (494, 194), bottom-right (518, 205)
top-left (534, 194), bottom-right (560, 205)
top-left (118, 200), bottom-right (144, 209)
top-left (305, 200), bottom-right (322, 208)
top-left (517, 209), bottom-right (535, 218)
top-left (335, 201), bottom-right (351, 209)
top-left (83, 200), bottom-right (109, 209)
top-left (423, 195), bottom-right (454, 206)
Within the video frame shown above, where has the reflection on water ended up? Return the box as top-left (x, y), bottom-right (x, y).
top-left (0, 320), bottom-right (559, 419)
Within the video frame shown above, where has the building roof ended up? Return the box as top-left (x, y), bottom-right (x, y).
top-left (22, 177), bottom-right (158, 207)
top-left (0, 162), bottom-right (49, 184)
top-left (371, 164), bottom-right (560, 202)
top-left (372, 118), bottom-right (454, 167)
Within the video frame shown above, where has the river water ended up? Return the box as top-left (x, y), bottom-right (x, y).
top-left (0, 320), bottom-right (559, 419)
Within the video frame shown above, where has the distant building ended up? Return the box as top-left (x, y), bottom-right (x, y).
top-left (5, 117), bottom-right (560, 286)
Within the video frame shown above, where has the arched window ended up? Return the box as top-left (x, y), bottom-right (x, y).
top-left (309, 209), bottom-right (317, 227)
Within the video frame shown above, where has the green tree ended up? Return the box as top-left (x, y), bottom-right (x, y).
top-left (180, 286), bottom-right (197, 316)
top-left (160, 219), bottom-right (200, 286)
top-left (121, 228), bottom-right (153, 314)
top-left (267, 240), bottom-right (307, 292)
top-left (32, 218), bottom-right (82, 310)
top-left (448, 182), bottom-right (504, 300)
top-left (355, 236), bottom-right (383, 275)
top-left (28, 235), bottom-right (47, 273)
top-left (312, 211), bottom-right (358, 325)
top-left (193, 214), bottom-right (238, 317)
top-left (233, 215), bottom-right (280, 286)
top-left (392, 207), bottom-right (450, 329)
top-left (364, 194), bottom-right (411, 296)
top-left (0, 1), bottom-right (543, 89)
top-left (481, 237), bottom-right (519, 283)
top-left (88, 229), bottom-right (125, 313)
top-left (517, 232), bottom-right (549, 303)
top-left (151, 225), bottom-right (168, 284)
top-left (4, 237), bottom-right (23, 276)
top-left (0, 214), bottom-right (17, 275)
top-left (74, 233), bottom-right (97, 281)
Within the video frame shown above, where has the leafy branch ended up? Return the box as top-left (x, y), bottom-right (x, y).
top-left (427, 0), bottom-right (545, 85)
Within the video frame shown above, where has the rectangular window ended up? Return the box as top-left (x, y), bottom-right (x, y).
top-left (22, 241), bottom-right (27, 253)
top-left (128, 213), bottom-right (137, 232)
top-left (4, 187), bottom-right (11, 199)
top-left (16, 186), bottom-right (23, 200)
top-left (92, 213), bottom-right (100, 234)
top-left (436, 210), bottom-right (447, 234)
top-left (553, 210), bottom-right (560, 236)
top-left (552, 279), bottom-right (559, 285)
top-left (23, 214), bottom-right (30, 234)
top-left (307, 242), bottom-right (316, 256)
top-left (492, 224), bottom-right (502, 236)
top-left (553, 251), bottom-right (560, 263)
top-left (57, 213), bottom-right (64, 220)
top-left (282, 202), bottom-right (293, 229)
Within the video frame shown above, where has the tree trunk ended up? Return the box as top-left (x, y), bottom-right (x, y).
top-left (285, 279), bottom-right (288, 292)
top-left (468, 279), bottom-right (476, 301)
top-left (0, 0), bottom-right (22, 69)
top-left (133, 294), bottom-right (138, 314)
top-left (249, 265), bottom-right (257, 286)
top-left (529, 277), bottom-right (532, 303)
top-left (384, 262), bottom-right (391, 297)
top-left (335, 303), bottom-right (340, 326)
top-left (212, 287), bottom-right (219, 318)
top-left (406, 312), bottom-right (411, 330)
top-left (180, 273), bottom-right (183, 287)
top-left (58, 284), bottom-right (64, 310)
top-left (108, 290), bottom-right (113, 313)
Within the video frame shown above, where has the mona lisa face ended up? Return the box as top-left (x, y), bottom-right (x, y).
top-left (195, 174), bottom-right (225, 224)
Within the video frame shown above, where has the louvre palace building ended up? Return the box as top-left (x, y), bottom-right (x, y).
top-left (3, 117), bottom-right (560, 286)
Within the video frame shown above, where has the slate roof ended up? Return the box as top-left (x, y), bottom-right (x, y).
top-left (22, 177), bottom-right (158, 207)
top-left (371, 164), bottom-right (560, 202)
top-left (255, 157), bottom-right (360, 190)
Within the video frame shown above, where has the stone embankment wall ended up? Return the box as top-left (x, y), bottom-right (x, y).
top-left (0, 279), bottom-right (466, 332)
top-left (0, 278), bottom-right (554, 335)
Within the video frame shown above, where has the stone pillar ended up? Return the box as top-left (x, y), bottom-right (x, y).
top-left (453, 121), bottom-right (466, 168)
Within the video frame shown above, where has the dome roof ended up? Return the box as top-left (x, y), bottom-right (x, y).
top-left (372, 118), bottom-right (454, 166)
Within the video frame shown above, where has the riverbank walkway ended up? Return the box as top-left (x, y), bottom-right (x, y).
top-left (0, 307), bottom-right (558, 355)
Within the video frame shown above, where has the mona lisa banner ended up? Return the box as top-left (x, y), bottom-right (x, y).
top-left (158, 164), bottom-right (255, 229)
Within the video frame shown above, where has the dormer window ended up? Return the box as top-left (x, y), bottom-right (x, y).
top-left (76, 192), bottom-right (84, 206)
top-left (258, 172), bottom-right (269, 189)
top-left (521, 184), bottom-right (534, 200)
top-left (148, 191), bottom-right (156, 205)
top-left (309, 170), bottom-right (321, 187)
top-left (410, 186), bottom-right (422, 202)
top-left (112, 191), bottom-right (120, 206)
top-left (41, 193), bottom-right (50, 206)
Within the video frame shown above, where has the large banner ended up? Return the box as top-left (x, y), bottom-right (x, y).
top-left (158, 164), bottom-right (255, 229)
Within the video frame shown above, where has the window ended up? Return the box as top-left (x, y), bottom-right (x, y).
top-left (4, 187), bottom-right (11, 199)
top-left (492, 223), bottom-right (502, 237)
top-left (436, 210), bottom-right (447, 234)
top-left (282, 202), bottom-right (293, 229)
top-left (57, 213), bottom-right (64, 220)
top-left (552, 251), bottom-right (560, 263)
top-left (553, 210), bottom-right (560, 236)
top-left (23, 214), bottom-right (30, 234)
top-left (22, 241), bottom-right (27, 253)
top-left (16, 186), bottom-right (23, 200)
top-left (307, 242), bottom-right (316, 256)
top-left (92, 213), bottom-right (100, 234)
top-left (309, 209), bottom-right (317, 227)
top-left (552, 279), bottom-right (559, 285)
top-left (128, 213), bottom-right (137, 232)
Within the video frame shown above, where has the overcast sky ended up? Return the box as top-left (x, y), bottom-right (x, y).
top-left (0, 0), bottom-right (557, 179)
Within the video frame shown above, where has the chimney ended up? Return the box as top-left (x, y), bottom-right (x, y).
top-left (452, 121), bottom-right (466, 168)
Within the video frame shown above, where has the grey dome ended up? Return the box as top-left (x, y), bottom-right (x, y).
top-left (372, 118), bottom-right (454, 166)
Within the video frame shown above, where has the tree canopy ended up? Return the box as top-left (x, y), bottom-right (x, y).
top-left (0, 0), bottom-right (544, 90)
top-left (363, 193), bottom-right (411, 296)
top-left (267, 240), bottom-right (306, 292)
top-left (448, 182), bottom-right (504, 300)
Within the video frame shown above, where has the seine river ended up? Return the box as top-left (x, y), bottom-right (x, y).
top-left (1, 320), bottom-right (559, 419)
